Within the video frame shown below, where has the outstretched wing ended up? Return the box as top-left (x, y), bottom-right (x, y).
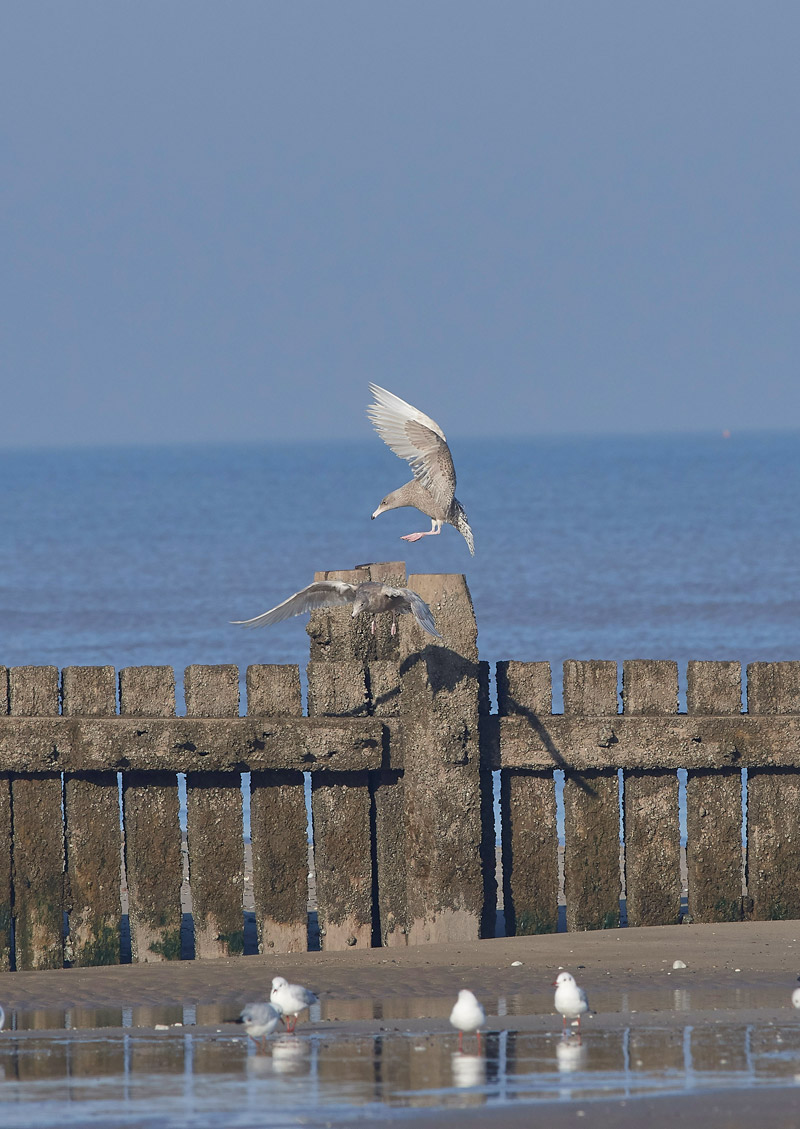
top-left (367, 383), bottom-right (457, 513)
top-left (232, 581), bottom-right (358, 628)
top-left (404, 590), bottom-right (442, 639)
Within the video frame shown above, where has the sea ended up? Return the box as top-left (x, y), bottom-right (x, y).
top-left (2, 431), bottom-right (799, 712)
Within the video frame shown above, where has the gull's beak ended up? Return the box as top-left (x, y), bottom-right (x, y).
top-left (371, 504), bottom-right (384, 519)
top-left (233, 1017), bottom-right (245, 1024)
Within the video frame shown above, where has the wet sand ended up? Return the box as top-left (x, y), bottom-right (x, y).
top-left (3, 921), bottom-right (800, 1127)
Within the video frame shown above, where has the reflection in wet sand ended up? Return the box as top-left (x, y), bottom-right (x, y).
top-left (1, 1022), bottom-right (800, 1123)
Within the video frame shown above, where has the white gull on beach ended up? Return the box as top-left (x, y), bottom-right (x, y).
top-left (449, 989), bottom-right (485, 1052)
top-left (235, 1002), bottom-right (281, 1050)
top-left (553, 971), bottom-right (591, 1034)
top-left (270, 976), bottom-right (319, 1033)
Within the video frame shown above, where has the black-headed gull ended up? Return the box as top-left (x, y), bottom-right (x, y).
top-left (270, 976), bottom-right (319, 1033)
top-left (449, 989), bottom-right (486, 1052)
top-left (367, 384), bottom-right (475, 555)
top-left (235, 1002), bottom-right (281, 1051)
top-left (553, 971), bottom-right (590, 1035)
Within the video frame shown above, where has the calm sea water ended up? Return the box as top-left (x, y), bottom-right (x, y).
top-left (1, 431), bottom-right (798, 704)
top-left (1, 433), bottom-right (799, 711)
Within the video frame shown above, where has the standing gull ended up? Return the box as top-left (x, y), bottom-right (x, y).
top-left (553, 971), bottom-right (591, 1035)
top-left (449, 989), bottom-right (485, 1053)
top-left (367, 383), bottom-right (475, 555)
top-left (232, 579), bottom-right (441, 638)
top-left (270, 977), bottom-right (319, 1033)
top-left (235, 1002), bottom-right (281, 1051)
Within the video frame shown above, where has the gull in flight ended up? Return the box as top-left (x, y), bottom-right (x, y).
top-left (232, 579), bottom-right (441, 638)
top-left (367, 383), bottom-right (475, 555)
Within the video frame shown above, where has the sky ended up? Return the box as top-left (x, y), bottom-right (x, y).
top-left (2, 1), bottom-right (799, 447)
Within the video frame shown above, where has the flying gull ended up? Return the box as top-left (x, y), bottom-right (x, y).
top-left (231, 579), bottom-right (441, 638)
top-left (367, 383), bottom-right (475, 555)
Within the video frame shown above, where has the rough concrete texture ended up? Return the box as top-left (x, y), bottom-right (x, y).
top-left (184, 666), bottom-right (245, 958)
top-left (246, 664), bottom-right (302, 716)
top-left (307, 661), bottom-right (368, 716)
top-left (501, 769), bottom-right (558, 934)
top-left (746, 663), bottom-right (800, 920)
top-left (562, 661), bottom-right (621, 931)
top-left (63, 666), bottom-right (122, 967)
top-left (247, 665), bottom-right (307, 953)
top-left (496, 660), bottom-right (552, 716)
top-left (621, 661), bottom-right (681, 927)
top-left (563, 659), bottom-right (618, 716)
top-left (119, 668), bottom-right (182, 962)
top-left (686, 663), bottom-right (744, 922)
top-left (563, 769), bottom-right (621, 931)
top-left (398, 574), bottom-right (484, 944)
top-left (250, 769), bottom-right (308, 952)
top-left (0, 773), bottom-right (11, 970)
top-left (0, 666), bottom-right (7, 714)
top-left (9, 666), bottom-right (59, 717)
top-left (119, 666), bottom-right (176, 718)
top-left (9, 666), bottom-right (64, 970)
top-left (184, 665), bottom-right (239, 717)
top-left (686, 770), bottom-right (744, 922)
top-left (186, 771), bottom-right (244, 958)
top-left (624, 770), bottom-right (681, 926)
top-left (311, 771), bottom-right (374, 950)
top-left (622, 660), bottom-right (678, 715)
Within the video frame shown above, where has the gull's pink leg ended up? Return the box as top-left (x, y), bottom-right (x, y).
top-left (400, 529), bottom-right (441, 543)
top-left (458, 1030), bottom-right (463, 1053)
top-left (477, 1030), bottom-right (482, 1053)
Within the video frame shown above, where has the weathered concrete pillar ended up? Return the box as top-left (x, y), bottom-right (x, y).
top-left (63, 666), bottom-right (122, 966)
top-left (248, 664), bottom-right (308, 953)
top-left (497, 661), bottom-right (558, 935)
top-left (746, 662), bottom-right (800, 920)
top-left (0, 667), bottom-right (10, 971)
top-left (562, 660), bottom-right (620, 931)
top-left (622, 660), bottom-right (681, 927)
top-left (686, 661), bottom-right (744, 922)
top-left (307, 568), bottom-right (375, 950)
top-left (120, 667), bottom-right (183, 961)
top-left (184, 664), bottom-right (244, 958)
top-left (9, 666), bottom-right (64, 970)
top-left (397, 572), bottom-right (484, 943)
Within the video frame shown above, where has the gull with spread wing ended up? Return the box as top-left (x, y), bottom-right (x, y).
top-left (232, 579), bottom-right (441, 638)
top-left (367, 383), bottom-right (475, 555)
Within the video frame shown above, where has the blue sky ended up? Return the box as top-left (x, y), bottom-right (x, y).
top-left (3, 1), bottom-right (799, 446)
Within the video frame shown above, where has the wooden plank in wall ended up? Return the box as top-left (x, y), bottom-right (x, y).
top-left (622, 661), bottom-right (681, 927)
top-left (746, 662), bottom-right (800, 920)
top-left (9, 666), bottom-right (64, 970)
top-left (62, 666), bottom-right (122, 966)
top-left (184, 665), bottom-right (244, 959)
top-left (497, 662), bottom-right (558, 935)
top-left (247, 665), bottom-right (308, 953)
top-left (686, 661), bottom-right (744, 922)
top-left (120, 667), bottom-right (183, 962)
top-left (562, 660), bottom-right (620, 931)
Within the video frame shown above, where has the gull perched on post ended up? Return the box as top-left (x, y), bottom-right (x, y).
top-left (367, 383), bottom-right (475, 555)
top-left (231, 579), bottom-right (441, 638)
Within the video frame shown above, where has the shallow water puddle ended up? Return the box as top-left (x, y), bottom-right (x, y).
top-left (2, 1023), bottom-right (800, 1125)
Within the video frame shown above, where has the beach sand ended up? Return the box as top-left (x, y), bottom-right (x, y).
top-left (2, 920), bottom-right (800, 1127)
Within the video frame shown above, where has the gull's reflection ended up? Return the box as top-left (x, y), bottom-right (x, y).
top-left (556, 1036), bottom-right (586, 1074)
top-left (451, 1052), bottom-right (485, 1089)
top-left (270, 1036), bottom-right (310, 1075)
